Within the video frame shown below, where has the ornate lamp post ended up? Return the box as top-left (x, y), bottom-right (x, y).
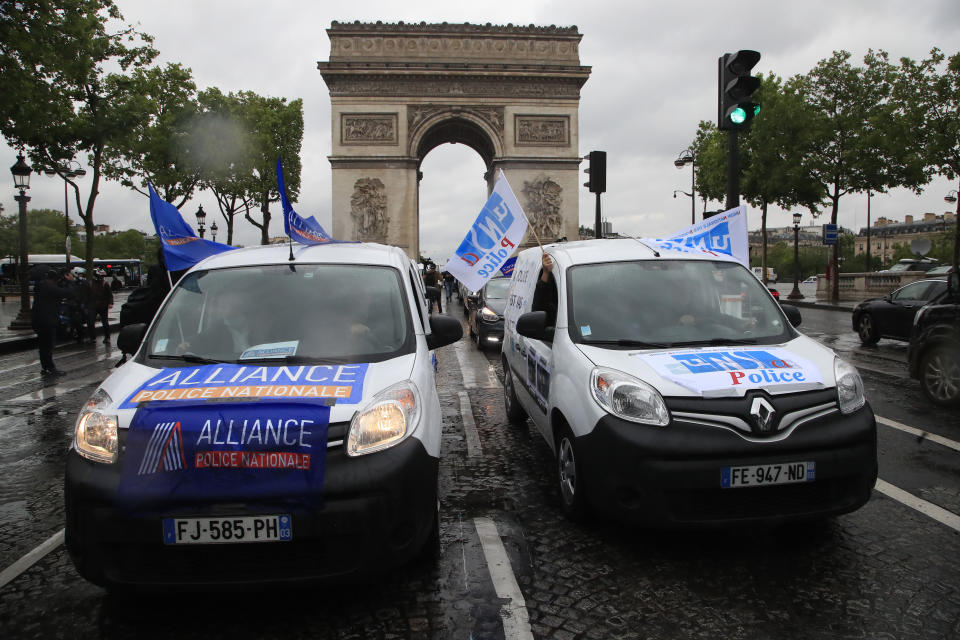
top-left (195, 204), bottom-right (206, 238)
top-left (9, 153), bottom-right (33, 330)
top-left (43, 160), bottom-right (86, 267)
top-left (947, 190), bottom-right (959, 271)
top-left (674, 148), bottom-right (696, 224)
top-left (210, 220), bottom-right (218, 243)
top-left (788, 212), bottom-right (804, 300)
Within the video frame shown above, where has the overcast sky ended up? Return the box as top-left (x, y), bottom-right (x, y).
top-left (4, 0), bottom-right (958, 262)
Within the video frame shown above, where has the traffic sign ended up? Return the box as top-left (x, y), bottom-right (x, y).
top-left (822, 224), bottom-right (838, 245)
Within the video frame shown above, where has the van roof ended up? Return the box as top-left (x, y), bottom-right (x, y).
top-left (537, 238), bottom-right (742, 266)
top-left (187, 242), bottom-right (411, 272)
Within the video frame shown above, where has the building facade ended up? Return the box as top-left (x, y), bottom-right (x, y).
top-left (855, 212), bottom-right (956, 263)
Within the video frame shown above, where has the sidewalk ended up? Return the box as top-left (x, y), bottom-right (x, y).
top-left (0, 290), bottom-right (130, 354)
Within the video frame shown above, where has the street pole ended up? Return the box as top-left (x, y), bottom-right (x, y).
top-left (725, 131), bottom-right (739, 210)
top-left (865, 190), bottom-right (871, 272)
top-left (11, 192), bottom-right (32, 329)
top-left (64, 178), bottom-right (71, 267)
top-left (594, 192), bottom-right (601, 239)
top-left (690, 158), bottom-right (696, 225)
top-left (788, 213), bottom-right (804, 300)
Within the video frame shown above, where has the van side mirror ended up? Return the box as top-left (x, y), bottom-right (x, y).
top-left (426, 314), bottom-right (463, 350)
top-left (118, 323), bottom-right (148, 355)
top-left (516, 311), bottom-right (549, 340)
top-left (779, 304), bottom-right (802, 328)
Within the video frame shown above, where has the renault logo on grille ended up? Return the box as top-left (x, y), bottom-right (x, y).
top-left (749, 397), bottom-right (776, 432)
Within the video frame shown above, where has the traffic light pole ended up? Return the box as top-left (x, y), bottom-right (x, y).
top-left (594, 192), bottom-right (602, 239)
top-left (725, 130), bottom-right (739, 210)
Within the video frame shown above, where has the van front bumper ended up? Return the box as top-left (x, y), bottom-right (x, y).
top-left (576, 403), bottom-right (877, 526)
top-left (64, 436), bottom-right (438, 588)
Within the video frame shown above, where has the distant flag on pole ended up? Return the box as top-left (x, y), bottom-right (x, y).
top-left (277, 157), bottom-right (333, 245)
top-left (148, 184), bottom-right (236, 272)
top-left (443, 170), bottom-right (528, 293)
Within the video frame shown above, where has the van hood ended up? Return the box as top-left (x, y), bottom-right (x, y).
top-left (576, 335), bottom-right (837, 398)
top-left (98, 354), bottom-right (417, 428)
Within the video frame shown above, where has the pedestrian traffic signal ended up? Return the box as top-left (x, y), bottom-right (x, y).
top-left (718, 50), bottom-right (761, 131)
top-left (584, 151), bottom-right (606, 194)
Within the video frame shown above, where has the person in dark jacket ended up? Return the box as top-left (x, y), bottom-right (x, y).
top-left (87, 269), bottom-right (114, 344)
top-left (532, 253), bottom-right (558, 335)
top-left (31, 269), bottom-right (74, 376)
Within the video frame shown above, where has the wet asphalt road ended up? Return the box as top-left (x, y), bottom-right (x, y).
top-left (0, 299), bottom-right (958, 640)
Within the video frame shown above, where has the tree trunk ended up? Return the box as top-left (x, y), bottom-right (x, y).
top-left (260, 193), bottom-right (271, 245)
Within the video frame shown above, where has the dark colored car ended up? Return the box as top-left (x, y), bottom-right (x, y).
top-left (908, 272), bottom-right (960, 406)
top-left (883, 258), bottom-right (940, 273)
top-left (852, 279), bottom-right (948, 345)
top-left (467, 276), bottom-right (510, 350)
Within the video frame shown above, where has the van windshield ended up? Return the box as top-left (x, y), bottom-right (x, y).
top-left (568, 260), bottom-right (793, 347)
top-left (144, 264), bottom-right (414, 364)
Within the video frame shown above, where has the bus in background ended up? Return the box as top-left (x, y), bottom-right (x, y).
top-left (3, 255), bottom-right (143, 289)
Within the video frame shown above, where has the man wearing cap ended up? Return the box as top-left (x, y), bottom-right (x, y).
top-left (31, 269), bottom-right (75, 376)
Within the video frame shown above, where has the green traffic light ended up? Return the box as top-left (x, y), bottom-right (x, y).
top-left (730, 107), bottom-right (747, 124)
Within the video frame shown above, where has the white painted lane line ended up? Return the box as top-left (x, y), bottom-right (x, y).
top-left (875, 479), bottom-right (960, 533)
top-left (458, 391), bottom-right (483, 458)
top-left (474, 517), bottom-right (534, 640)
top-left (454, 340), bottom-right (478, 389)
top-left (0, 529), bottom-right (64, 590)
top-left (876, 415), bottom-right (960, 453)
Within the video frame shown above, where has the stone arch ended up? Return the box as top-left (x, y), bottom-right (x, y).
top-left (319, 21), bottom-right (590, 259)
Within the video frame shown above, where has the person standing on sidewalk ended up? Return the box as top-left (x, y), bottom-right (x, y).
top-left (87, 269), bottom-right (114, 344)
top-left (31, 269), bottom-right (74, 376)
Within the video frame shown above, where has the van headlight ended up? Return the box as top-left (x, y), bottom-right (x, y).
top-left (75, 389), bottom-right (119, 464)
top-left (834, 357), bottom-right (865, 414)
top-left (590, 367), bottom-right (669, 426)
top-left (347, 381), bottom-right (421, 456)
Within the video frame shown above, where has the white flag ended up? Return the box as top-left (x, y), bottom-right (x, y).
top-left (647, 205), bottom-right (750, 267)
top-left (444, 170), bottom-right (529, 292)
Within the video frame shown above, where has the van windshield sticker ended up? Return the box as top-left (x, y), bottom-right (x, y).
top-left (121, 363), bottom-right (369, 408)
top-left (581, 325), bottom-right (592, 337)
top-left (636, 347), bottom-right (823, 394)
top-left (240, 341), bottom-right (299, 360)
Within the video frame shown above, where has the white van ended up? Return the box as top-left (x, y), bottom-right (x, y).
top-left (502, 239), bottom-right (877, 525)
top-left (64, 242), bottom-right (462, 587)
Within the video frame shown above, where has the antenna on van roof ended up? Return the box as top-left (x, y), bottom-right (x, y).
top-left (621, 233), bottom-right (660, 257)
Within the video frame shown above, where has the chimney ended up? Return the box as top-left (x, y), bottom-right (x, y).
top-left (924, 212), bottom-right (936, 222)
top-left (904, 215), bottom-right (914, 224)
top-left (875, 216), bottom-right (889, 227)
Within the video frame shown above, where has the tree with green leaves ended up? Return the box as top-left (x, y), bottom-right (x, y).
top-left (690, 121), bottom-right (726, 213)
top-left (895, 48), bottom-right (960, 270)
top-left (740, 74), bottom-right (824, 284)
top-left (1, 0), bottom-right (159, 276)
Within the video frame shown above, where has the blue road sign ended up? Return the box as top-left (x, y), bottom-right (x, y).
top-left (822, 224), bottom-right (838, 245)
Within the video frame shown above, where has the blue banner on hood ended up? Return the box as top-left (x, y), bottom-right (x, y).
top-left (118, 401), bottom-right (330, 512)
top-left (121, 363), bottom-right (369, 409)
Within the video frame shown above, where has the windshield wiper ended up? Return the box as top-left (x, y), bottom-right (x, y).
top-left (148, 353), bottom-right (223, 364)
top-left (234, 355), bottom-right (354, 365)
top-left (580, 339), bottom-right (671, 348)
top-left (667, 338), bottom-right (759, 347)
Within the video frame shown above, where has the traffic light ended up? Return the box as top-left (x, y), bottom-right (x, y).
top-left (718, 50), bottom-right (761, 131)
top-left (584, 150), bottom-right (606, 193)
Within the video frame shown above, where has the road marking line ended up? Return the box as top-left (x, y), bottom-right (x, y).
top-left (458, 391), bottom-right (483, 458)
top-left (454, 340), bottom-right (478, 389)
top-left (875, 415), bottom-right (960, 453)
top-left (0, 529), bottom-right (64, 590)
top-left (474, 517), bottom-right (534, 640)
top-left (875, 479), bottom-right (960, 532)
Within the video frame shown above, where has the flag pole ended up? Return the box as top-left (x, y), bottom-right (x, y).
top-left (528, 222), bottom-right (544, 249)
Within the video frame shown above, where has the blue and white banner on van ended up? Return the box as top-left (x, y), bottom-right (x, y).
top-left (444, 170), bottom-right (528, 293)
top-left (650, 205), bottom-right (749, 267)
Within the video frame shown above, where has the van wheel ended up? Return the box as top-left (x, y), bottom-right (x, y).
top-left (556, 424), bottom-right (590, 522)
top-left (856, 314), bottom-right (879, 345)
top-left (503, 364), bottom-right (527, 425)
top-left (920, 346), bottom-right (960, 406)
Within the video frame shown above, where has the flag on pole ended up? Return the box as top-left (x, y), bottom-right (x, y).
top-left (277, 157), bottom-right (333, 245)
top-left (148, 184), bottom-right (236, 272)
top-left (648, 205), bottom-right (750, 267)
top-left (443, 170), bottom-right (528, 293)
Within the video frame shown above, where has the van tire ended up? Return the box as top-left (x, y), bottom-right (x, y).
top-left (556, 423), bottom-right (590, 522)
top-left (503, 364), bottom-right (528, 425)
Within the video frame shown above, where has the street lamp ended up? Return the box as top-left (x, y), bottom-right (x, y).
top-left (946, 190), bottom-right (958, 204)
top-left (195, 204), bottom-right (206, 238)
top-left (210, 220), bottom-right (218, 242)
top-left (674, 148), bottom-right (696, 225)
top-left (9, 152), bottom-right (33, 330)
top-left (788, 212), bottom-right (804, 300)
top-left (43, 160), bottom-right (86, 267)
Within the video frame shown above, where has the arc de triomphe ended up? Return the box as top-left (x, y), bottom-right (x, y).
top-left (318, 21), bottom-right (591, 259)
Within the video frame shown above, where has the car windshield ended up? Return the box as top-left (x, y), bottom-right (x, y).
top-left (485, 278), bottom-right (511, 299)
top-left (144, 264), bottom-right (414, 364)
top-left (568, 260), bottom-right (793, 347)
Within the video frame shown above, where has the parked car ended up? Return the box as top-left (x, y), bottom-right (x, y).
top-left (467, 276), bottom-right (510, 350)
top-left (501, 239), bottom-right (876, 526)
top-left (908, 271), bottom-right (960, 406)
top-left (882, 258), bottom-right (940, 273)
top-left (852, 279), bottom-right (948, 345)
top-left (802, 276), bottom-right (817, 284)
top-left (64, 243), bottom-right (462, 588)
top-left (924, 265), bottom-right (955, 278)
